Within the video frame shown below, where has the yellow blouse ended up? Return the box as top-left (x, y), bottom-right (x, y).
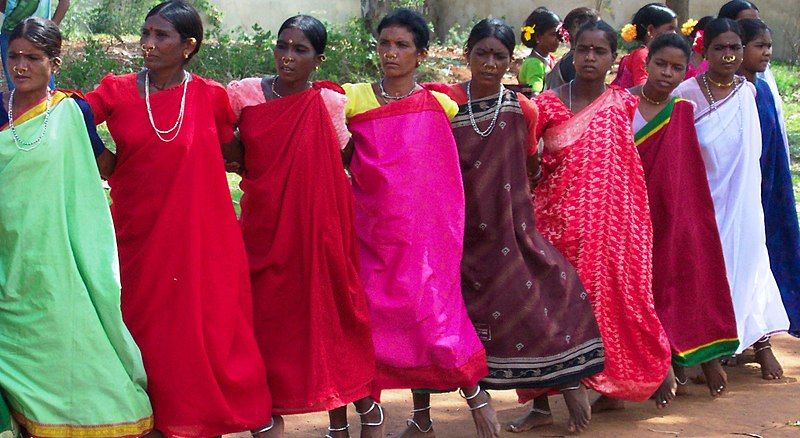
top-left (342, 82), bottom-right (459, 120)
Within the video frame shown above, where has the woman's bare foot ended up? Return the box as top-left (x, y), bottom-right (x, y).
top-left (252, 415), bottom-right (284, 438)
top-left (464, 388), bottom-right (500, 437)
top-left (700, 359), bottom-right (728, 397)
top-left (591, 395), bottom-right (624, 413)
top-left (355, 398), bottom-right (385, 438)
top-left (506, 396), bottom-right (553, 433)
top-left (754, 339), bottom-right (784, 380)
top-left (562, 384), bottom-right (592, 433)
top-left (652, 367), bottom-right (677, 409)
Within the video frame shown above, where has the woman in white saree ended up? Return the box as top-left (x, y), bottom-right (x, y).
top-left (673, 17), bottom-right (789, 380)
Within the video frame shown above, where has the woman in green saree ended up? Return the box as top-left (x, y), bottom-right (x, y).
top-left (0, 17), bottom-right (153, 438)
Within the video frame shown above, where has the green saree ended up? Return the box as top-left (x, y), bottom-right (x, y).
top-left (0, 94), bottom-right (153, 437)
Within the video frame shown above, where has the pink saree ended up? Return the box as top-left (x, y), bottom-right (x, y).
top-left (348, 89), bottom-right (487, 390)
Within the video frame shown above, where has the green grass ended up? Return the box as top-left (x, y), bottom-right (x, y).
top-left (771, 62), bottom-right (800, 203)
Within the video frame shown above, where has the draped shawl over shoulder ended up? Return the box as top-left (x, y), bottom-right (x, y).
top-left (233, 80), bottom-right (375, 414)
top-left (526, 86), bottom-right (671, 401)
top-left (87, 73), bottom-right (271, 437)
top-left (674, 77), bottom-right (789, 351)
top-left (343, 83), bottom-right (487, 390)
top-left (635, 97), bottom-right (739, 365)
top-left (447, 84), bottom-right (604, 391)
top-left (0, 93), bottom-right (153, 437)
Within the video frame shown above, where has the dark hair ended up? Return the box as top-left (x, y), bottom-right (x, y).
top-left (648, 32), bottom-right (690, 62)
top-left (146, 0), bottom-right (203, 61)
top-left (739, 18), bottom-right (770, 45)
top-left (703, 17), bottom-right (742, 49)
top-left (8, 17), bottom-right (61, 59)
top-left (521, 7), bottom-right (560, 49)
top-left (563, 7), bottom-right (599, 36)
top-left (691, 15), bottom-right (714, 39)
top-left (377, 8), bottom-right (430, 51)
top-left (465, 18), bottom-right (515, 57)
top-left (718, 1), bottom-right (759, 20)
top-left (279, 15), bottom-right (327, 54)
top-left (575, 20), bottom-right (618, 54)
top-left (630, 3), bottom-right (677, 42)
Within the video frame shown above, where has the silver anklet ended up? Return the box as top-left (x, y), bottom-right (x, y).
top-left (412, 405), bottom-right (432, 413)
top-left (255, 418), bottom-right (275, 434)
top-left (357, 402), bottom-right (385, 427)
top-left (561, 385), bottom-right (581, 391)
top-left (406, 418), bottom-right (434, 433)
top-left (325, 423), bottom-right (349, 438)
top-left (459, 385), bottom-right (482, 400)
top-left (469, 402), bottom-right (489, 411)
top-left (530, 407), bottom-right (551, 415)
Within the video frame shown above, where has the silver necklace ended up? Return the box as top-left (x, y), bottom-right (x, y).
top-left (702, 74), bottom-right (744, 136)
top-left (7, 89), bottom-right (53, 151)
top-left (144, 68), bottom-right (189, 143)
top-left (379, 78), bottom-right (417, 100)
top-left (701, 73), bottom-right (737, 112)
top-left (466, 81), bottom-right (504, 138)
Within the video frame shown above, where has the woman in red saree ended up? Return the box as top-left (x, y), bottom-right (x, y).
top-left (519, 21), bottom-right (673, 413)
top-left (629, 33), bottom-right (738, 398)
top-left (226, 15), bottom-right (381, 438)
top-left (86, 2), bottom-right (272, 436)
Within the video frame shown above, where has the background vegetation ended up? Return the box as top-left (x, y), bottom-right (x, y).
top-left (56, 0), bottom-right (799, 209)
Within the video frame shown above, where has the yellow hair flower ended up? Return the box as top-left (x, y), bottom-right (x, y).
top-left (681, 18), bottom-right (698, 36)
top-left (521, 25), bottom-right (536, 42)
top-left (621, 23), bottom-right (637, 42)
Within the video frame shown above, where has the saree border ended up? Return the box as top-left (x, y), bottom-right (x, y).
top-left (634, 97), bottom-right (681, 145)
top-left (11, 411), bottom-right (153, 438)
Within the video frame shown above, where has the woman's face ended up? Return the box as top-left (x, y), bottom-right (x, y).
top-left (703, 31), bottom-right (744, 77)
top-left (467, 36), bottom-right (510, 90)
top-left (648, 19), bottom-right (678, 40)
top-left (377, 25), bottom-right (425, 79)
top-left (140, 14), bottom-right (196, 71)
top-left (645, 46), bottom-right (687, 95)
top-left (536, 26), bottom-right (561, 54)
top-left (7, 38), bottom-right (56, 93)
top-left (274, 27), bottom-right (322, 84)
top-left (741, 31), bottom-right (772, 74)
top-left (573, 29), bottom-right (615, 82)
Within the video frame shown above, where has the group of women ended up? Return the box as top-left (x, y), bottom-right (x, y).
top-left (0, 0), bottom-right (797, 437)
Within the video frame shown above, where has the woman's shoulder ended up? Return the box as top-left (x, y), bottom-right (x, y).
top-left (313, 80), bottom-right (345, 94)
top-left (95, 72), bottom-right (137, 90)
top-left (342, 82), bottom-right (372, 95)
top-left (227, 77), bottom-right (263, 92)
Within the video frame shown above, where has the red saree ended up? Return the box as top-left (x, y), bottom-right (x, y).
top-left (236, 82), bottom-right (375, 414)
top-left (87, 73), bottom-right (271, 437)
top-left (635, 98), bottom-right (739, 366)
top-left (523, 87), bottom-right (671, 402)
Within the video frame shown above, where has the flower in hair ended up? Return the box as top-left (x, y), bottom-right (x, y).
top-left (681, 18), bottom-right (698, 36)
top-left (621, 23), bottom-right (637, 42)
top-left (522, 25), bottom-right (536, 42)
top-left (557, 23), bottom-right (570, 44)
top-left (692, 30), bottom-right (704, 54)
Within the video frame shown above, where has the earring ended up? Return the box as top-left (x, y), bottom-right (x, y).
top-left (183, 52), bottom-right (190, 59)
top-left (319, 54), bottom-right (327, 62)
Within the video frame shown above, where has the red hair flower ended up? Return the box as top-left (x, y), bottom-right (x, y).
top-left (692, 30), bottom-right (704, 54)
top-left (557, 23), bottom-right (570, 44)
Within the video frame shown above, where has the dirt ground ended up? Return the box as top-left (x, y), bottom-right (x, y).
top-left (227, 335), bottom-right (800, 437)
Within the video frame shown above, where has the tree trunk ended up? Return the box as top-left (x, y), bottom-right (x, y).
top-left (361, 0), bottom-right (390, 34)
top-left (666, 0), bottom-right (690, 23)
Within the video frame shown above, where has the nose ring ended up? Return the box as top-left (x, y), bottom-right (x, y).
top-left (281, 56), bottom-right (294, 65)
top-left (722, 54), bottom-right (736, 63)
top-left (141, 45), bottom-right (154, 54)
top-left (12, 66), bottom-right (27, 74)
top-left (384, 52), bottom-right (397, 60)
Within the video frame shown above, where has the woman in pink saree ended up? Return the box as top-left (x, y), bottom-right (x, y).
top-left (342, 8), bottom-right (498, 438)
